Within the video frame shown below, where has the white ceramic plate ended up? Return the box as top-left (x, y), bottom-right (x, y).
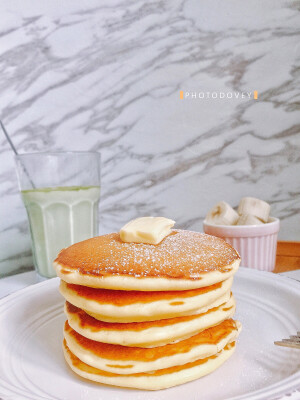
top-left (0, 267), bottom-right (299, 400)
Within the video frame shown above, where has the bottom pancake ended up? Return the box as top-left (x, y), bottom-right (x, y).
top-left (63, 339), bottom-right (236, 390)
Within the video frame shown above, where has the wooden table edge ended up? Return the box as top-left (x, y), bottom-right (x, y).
top-left (274, 240), bottom-right (300, 273)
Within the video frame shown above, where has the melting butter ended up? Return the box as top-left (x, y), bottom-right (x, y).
top-left (120, 217), bottom-right (175, 245)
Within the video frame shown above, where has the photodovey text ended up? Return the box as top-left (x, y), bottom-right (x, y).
top-left (181, 91), bottom-right (256, 99)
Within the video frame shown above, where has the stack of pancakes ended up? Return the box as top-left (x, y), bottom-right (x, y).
top-left (54, 229), bottom-right (241, 390)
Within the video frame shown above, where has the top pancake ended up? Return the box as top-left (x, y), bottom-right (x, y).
top-left (54, 229), bottom-right (240, 290)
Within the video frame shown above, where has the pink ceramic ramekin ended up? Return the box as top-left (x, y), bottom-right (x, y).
top-left (203, 217), bottom-right (280, 271)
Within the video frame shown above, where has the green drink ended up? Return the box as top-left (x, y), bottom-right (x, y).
top-left (15, 152), bottom-right (101, 278)
top-left (22, 186), bottom-right (100, 278)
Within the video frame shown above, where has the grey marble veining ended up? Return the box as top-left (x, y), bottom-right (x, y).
top-left (0, 0), bottom-right (300, 276)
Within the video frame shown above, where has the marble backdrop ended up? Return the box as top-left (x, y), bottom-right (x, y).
top-left (0, 0), bottom-right (299, 276)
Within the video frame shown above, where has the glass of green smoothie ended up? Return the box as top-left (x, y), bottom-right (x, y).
top-left (15, 152), bottom-right (101, 279)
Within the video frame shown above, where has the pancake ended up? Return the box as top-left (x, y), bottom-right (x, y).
top-left (63, 319), bottom-right (241, 374)
top-left (64, 294), bottom-right (236, 347)
top-left (63, 339), bottom-right (236, 390)
top-left (54, 230), bottom-right (240, 291)
top-left (59, 277), bottom-right (233, 323)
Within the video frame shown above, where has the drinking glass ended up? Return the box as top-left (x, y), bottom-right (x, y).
top-left (15, 152), bottom-right (101, 278)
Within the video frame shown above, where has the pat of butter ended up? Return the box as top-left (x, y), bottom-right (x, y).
top-left (120, 217), bottom-right (175, 245)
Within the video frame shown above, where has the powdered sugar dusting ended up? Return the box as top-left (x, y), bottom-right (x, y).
top-left (57, 230), bottom-right (240, 279)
